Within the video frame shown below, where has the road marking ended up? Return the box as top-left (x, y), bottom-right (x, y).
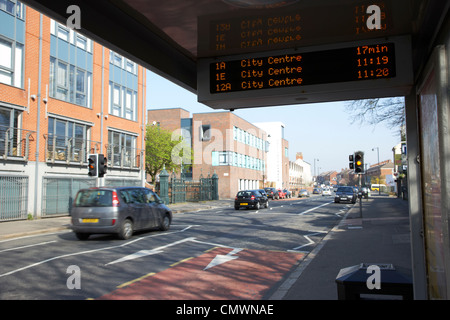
top-left (288, 230), bottom-right (328, 252)
top-left (204, 248), bottom-right (243, 271)
top-left (117, 272), bottom-right (155, 288)
top-left (298, 202), bottom-right (333, 215)
top-left (0, 240), bottom-right (57, 254)
top-left (170, 256), bottom-right (194, 267)
top-left (106, 237), bottom-right (196, 266)
top-left (0, 225), bottom-right (197, 279)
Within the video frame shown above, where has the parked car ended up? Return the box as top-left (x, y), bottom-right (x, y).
top-left (71, 187), bottom-right (172, 240)
top-left (277, 189), bottom-right (286, 199)
top-left (298, 189), bottom-right (310, 197)
top-left (264, 187), bottom-right (280, 200)
top-left (283, 189), bottom-right (292, 198)
top-left (235, 190), bottom-right (269, 210)
top-left (322, 188), bottom-right (332, 196)
top-left (334, 186), bottom-right (357, 204)
top-left (258, 189), bottom-right (268, 198)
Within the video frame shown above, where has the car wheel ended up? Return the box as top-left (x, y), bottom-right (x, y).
top-left (118, 219), bottom-right (133, 240)
top-left (75, 232), bottom-right (90, 240)
top-left (265, 200), bottom-right (269, 208)
top-left (159, 213), bottom-right (171, 231)
top-left (255, 202), bottom-right (260, 210)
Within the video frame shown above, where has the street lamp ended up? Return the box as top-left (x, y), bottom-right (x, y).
top-left (314, 158), bottom-right (319, 183)
top-left (372, 147), bottom-right (380, 195)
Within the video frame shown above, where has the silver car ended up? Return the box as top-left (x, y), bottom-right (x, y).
top-left (71, 187), bottom-right (172, 240)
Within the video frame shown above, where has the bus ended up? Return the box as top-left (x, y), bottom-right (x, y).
top-left (370, 184), bottom-right (386, 192)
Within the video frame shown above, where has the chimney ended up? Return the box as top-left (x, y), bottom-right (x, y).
top-left (296, 152), bottom-right (303, 160)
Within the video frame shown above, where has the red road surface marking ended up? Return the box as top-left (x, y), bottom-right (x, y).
top-left (99, 247), bottom-right (304, 300)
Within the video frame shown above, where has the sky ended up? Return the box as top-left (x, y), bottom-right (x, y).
top-left (146, 70), bottom-right (401, 174)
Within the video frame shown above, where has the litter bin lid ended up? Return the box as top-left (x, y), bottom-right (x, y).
top-left (336, 263), bottom-right (412, 285)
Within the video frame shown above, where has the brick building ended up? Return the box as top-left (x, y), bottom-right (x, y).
top-left (252, 122), bottom-right (289, 189)
top-left (0, 2), bottom-right (146, 220)
top-left (147, 108), bottom-right (268, 199)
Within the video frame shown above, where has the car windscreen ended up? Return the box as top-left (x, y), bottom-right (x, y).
top-left (74, 190), bottom-right (112, 207)
top-left (337, 187), bottom-right (353, 192)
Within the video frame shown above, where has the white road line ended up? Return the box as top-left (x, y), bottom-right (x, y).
top-left (105, 237), bottom-right (196, 265)
top-left (0, 240), bottom-right (57, 254)
top-left (289, 231), bottom-right (328, 251)
top-left (298, 202), bottom-right (333, 215)
top-left (0, 225), bottom-right (197, 279)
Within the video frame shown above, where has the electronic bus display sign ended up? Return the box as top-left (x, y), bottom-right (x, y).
top-left (209, 42), bottom-right (395, 94)
top-left (197, 36), bottom-right (413, 109)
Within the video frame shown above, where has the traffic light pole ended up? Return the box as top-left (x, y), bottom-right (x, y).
top-left (358, 174), bottom-right (362, 218)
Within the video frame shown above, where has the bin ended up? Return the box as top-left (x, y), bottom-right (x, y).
top-left (335, 263), bottom-right (413, 300)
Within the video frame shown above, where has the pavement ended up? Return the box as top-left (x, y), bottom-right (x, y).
top-left (0, 195), bottom-right (412, 300)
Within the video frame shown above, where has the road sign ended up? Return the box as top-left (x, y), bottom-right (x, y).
top-left (198, 36), bottom-right (412, 109)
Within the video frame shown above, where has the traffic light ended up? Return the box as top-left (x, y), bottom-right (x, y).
top-left (98, 154), bottom-right (107, 177)
top-left (349, 154), bottom-right (354, 169)
top-left (354, 151), bottom-right (365, 174)
top-left (88, 154), bottom-right (98, 177)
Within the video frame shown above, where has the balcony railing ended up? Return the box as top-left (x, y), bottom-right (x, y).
top-left (105, 144), bottom-right (142, 170)
top-left (0, 125), bottom-right (35, 161)
top-left (44, 134), bottom-right (101, 164)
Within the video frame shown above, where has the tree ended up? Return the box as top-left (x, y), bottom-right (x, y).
top-left (145, 125), bottom-right (193, 183)
top-left (345, 97), bottom-right (405, 137)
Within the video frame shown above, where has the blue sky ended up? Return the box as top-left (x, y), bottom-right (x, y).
top-left (146, 70), bottom-right (401, 174)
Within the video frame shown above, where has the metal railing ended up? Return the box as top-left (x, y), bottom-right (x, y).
top-left (105, 144), bottom-right (142, 169)
top-left (0, 125), bottom-right (35, 161)
top-left (44, 134), bottom-right (101, 164)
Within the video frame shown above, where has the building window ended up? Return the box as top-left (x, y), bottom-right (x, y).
top-left (0, 0), bottom-right (24, 19)
top-left (51, 21), bottom-right (93, 53)
top-left (49, 57), bottom-right (92, 108)
top-left (200, 124), bottom-right (211, 141)
top-left (109, 82), bottom-right (137, 121)
top-left (47, 117), bottom-right (90, 162)
top-left (0, 106), bottom-right (20, 156)
top-left (0, 37), bottom-right (23, 88)
top-left (107, 130), bottom-right (137, 168)
top-left (110, 51), bottom-right (137, 75)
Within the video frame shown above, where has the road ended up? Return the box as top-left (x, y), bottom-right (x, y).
top-left (0, 195), bottom-right (354, 300)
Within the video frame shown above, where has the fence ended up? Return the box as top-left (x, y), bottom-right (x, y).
top-left (42, 177), bottom-right (96, 217)
top-left (157, 169), bottom-right (219, 205)
top-left (0, 175), bottom-right (29, 221)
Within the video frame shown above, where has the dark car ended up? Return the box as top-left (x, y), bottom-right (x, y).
top-left (283, 189), bottom-right (292, 198)
top-left (235, 190), bottom-right (269, 210)
top-left (71, 187), bottom-right (172, 240)
top-left (258, 189), bottom-right (268, 198)
top-left (264, 187), bottom-right (280, 200)
top-left (313, 188), bottom-right (322, 194)
top-left (334, 186), bottom-right (357, 204)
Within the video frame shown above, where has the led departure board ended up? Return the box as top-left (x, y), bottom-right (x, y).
top-left (196, 0), bottom-right (415, 57)
top-left (198, 36), bottom-right (413, 109)
top-left (210, 42), bottom-right (395, 94)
